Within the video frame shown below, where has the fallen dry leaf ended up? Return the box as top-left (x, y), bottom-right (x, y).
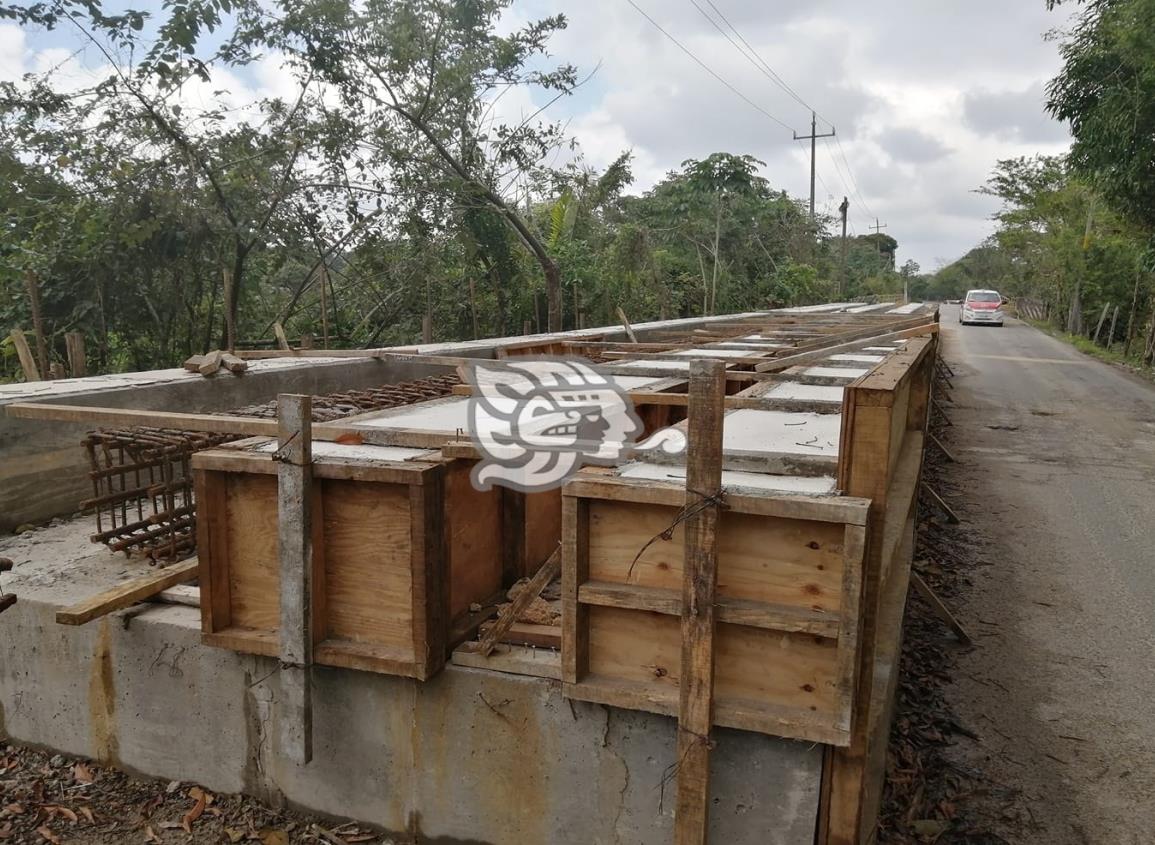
top-left (46, 806), bottom-right (78, 824)
top-left (3, 804), bottom-right (23, 815)
top-left (258, 828), bottom-right (289, 845)
top-left (0, 823), bottom-right (12, 840)
top-left (72, 763), bottom-right (95, 784)
top-left (224, 827), bottom-right (244, 843)
top-left (334, 432), bottom-right (364, 445)
top-left (35, 826), bottom-right (60, 845)
top-left (143, 823), bottom-right (162, 843)
top-left (181, 786), bottom-right (207, 832)
top-left (78, 806), bottom-right (96, 824)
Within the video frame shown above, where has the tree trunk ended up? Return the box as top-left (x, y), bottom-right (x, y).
top-left (1125, 266), bottom-right (1142, 356)
top-left (545, 259), bottom-right (562, 333)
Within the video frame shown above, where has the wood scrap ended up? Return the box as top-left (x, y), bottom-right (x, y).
top-left (198, 350), bottom-right (223, 376)
top-left (470, 547), bottom-right (560, 657)
top-left (55, 559), bottom-right (199, 625)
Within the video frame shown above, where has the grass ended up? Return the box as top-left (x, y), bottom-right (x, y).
top-left (1025, 317), bottom-right (1155, 375)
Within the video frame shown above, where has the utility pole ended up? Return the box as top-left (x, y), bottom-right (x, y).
top-left (838, 197), bottom-right (849, 296)
top-left (870, 218), bottom-right (888, 266)
top-left (794, 111), bottom-right (835, 218)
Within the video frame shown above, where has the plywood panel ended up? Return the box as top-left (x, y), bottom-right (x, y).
top-left (587, 605), bottom-right (838, 714)
top-left (321, 479), bottom-right (413, 653)
top-left (445, 462), bottom-right (502, 618)
top-left (225, 473), bottom-right (279, 630)
top-left (524, 487), bottom-right (562, 573)
top-left (587, 501), bottom-right (845, 612)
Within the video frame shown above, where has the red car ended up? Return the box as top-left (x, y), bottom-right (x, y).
top-left (959, 289), bottom-right (1005, 326)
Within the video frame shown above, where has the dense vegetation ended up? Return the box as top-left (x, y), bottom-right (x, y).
top-left (932, 0), bottom-right (1155, 363)
top-left (0, 0), bottom-right (907, 379)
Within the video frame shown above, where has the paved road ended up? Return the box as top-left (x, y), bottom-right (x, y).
top-left (937, 307), bottom-right (1155, 843)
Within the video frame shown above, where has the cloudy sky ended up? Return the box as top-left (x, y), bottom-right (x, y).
top-left (1, 0), bottom-right (1077, 269)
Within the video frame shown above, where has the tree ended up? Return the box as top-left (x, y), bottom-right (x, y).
top-left (1047, 0), bottom-right (1155, 230)
top-left (275, 0), bottom-right (578, 331)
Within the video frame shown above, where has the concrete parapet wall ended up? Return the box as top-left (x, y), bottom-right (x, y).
top-left (0, 586), bottom-right (820, 844)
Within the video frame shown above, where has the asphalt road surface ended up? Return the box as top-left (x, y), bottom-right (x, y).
top-left (936, 306), bottom-right (1155, 843)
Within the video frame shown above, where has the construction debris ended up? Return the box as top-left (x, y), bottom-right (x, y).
top-left (183, 351), bottom-right (249, 376)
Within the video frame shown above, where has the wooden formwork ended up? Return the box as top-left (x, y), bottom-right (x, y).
top-left (819, 333), bottom-right (937, 845)
top-left (560, 474), bottom-right (870, 745)
top-left (191, 439), bottom-right (503, 679)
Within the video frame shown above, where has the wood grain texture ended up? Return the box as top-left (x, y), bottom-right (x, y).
top-left (674, 359), bottom-right (726, 845)
top-left (56, 559), bottom-right (199, 625)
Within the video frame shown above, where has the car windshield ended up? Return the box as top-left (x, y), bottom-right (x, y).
top-left (968, 292), bottom-right (1001, 303)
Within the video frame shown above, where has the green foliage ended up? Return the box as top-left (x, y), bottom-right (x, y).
top-left (1047, 0), bottom-right (1155, 230)
top-left (0, 0), bottom-right (876, 380)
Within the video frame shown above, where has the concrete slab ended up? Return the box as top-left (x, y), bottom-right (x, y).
top-left (827, 354), bottom-right (886, 364)
top-left (0, 521), bottom-right (823, 845)
top-left (763, 382), bottom-right (846, 404)
top-left (722, 409), bottom-right (841, 458)
top-left (618, 462), bottom-right (837, 495)
top-left (801, 366), bottom-right (870, 379)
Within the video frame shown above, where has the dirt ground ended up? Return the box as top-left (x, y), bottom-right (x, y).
top-left (0, 742), bottom-right (391, 845)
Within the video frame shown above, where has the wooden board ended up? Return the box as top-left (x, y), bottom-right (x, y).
top-left (561, 477), bottom-right (869, 746)
top-left (56, 559), bottom-right (200, 625)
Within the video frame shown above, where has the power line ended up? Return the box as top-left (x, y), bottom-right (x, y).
top-left (691, 1), bottom-right (880, 223)
top-left (701, 0), bottom-right (823, 122)
top-left (626, 0), bottom-right (794, 133)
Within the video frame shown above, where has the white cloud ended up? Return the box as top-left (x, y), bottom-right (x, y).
top-left (6, 1), bottom-right (1081, 269)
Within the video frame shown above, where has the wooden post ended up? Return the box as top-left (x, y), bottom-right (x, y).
top-left (24, 271), bottom-right (49, 378)
top-left (65, 332), bottom-right (87, 377)
top-left (277, 394), bottom-right (314, 765)
top-left (522, 319), bottom-right (533, 337)
top-left (273, 321), bottom-right (291, 351)
top-left (468, 276), bottom-right (480, 340)
top-left (1106, 304), bottom-right (1120, 351)
top-left (616, 306), bottom-right (640, 344)
top-left (422, 314), bottom-right (433, 344)
top-left (319, 263), bottom-right (331, 348)
top-left (1092, 302), bottom-right (1110, 344)
top-left (674, 359), bottom-right (726, 845)
top-left (222, 267), bottom-right (237, 352)
top-left (9, 329), bottom-right (41, 382)
top-left (49, 362), bottom-right (66, 379)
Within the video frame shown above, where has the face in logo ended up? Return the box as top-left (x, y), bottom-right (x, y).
top-left (466, 357), bottom-right (644, 492)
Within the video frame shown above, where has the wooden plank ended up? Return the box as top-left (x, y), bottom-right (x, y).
top-left (411, 466), bottom-right (447, 680)
top-left (910, 571), bottom-right (971, 645)
top-left (9, 329), bottom-right (40, 382)
top-left (55, 559), bottom-right (199, 625)
top-left (753, 323), bottom-right (938, 373)
top-left (65, 332), bottom-right (87, 378)
top-left (4, 403), bottom-right (278, 436)
top-left (194, 469), bottom-right (231, 634)
top-left (468, 548), bottom-right (561, 657)
top-left (675, 359), bottom-right (726, 845)
top-left (561, 494), bottom-right (589, 684)
top-left (565, 473), bottom-right (869, 526)
top-left (577, 580), bottom-right (841, 637)
top-left (276, 394), bottom-right (313, 765)
top-left (452, 643), bottom-right (561, 680)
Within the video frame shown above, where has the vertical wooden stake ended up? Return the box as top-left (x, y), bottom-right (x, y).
top-left (616, 306), bottom-right (639, 344)
top-left (277, 394), bottom-right (314, 765)
top-left (273, 321), bottom-right (291, 351)
top-left (422, 314), bottom-right (433, 344)
top-left (9, 329), bottom-right (41, 382)
top-left (674, 359), bottom-right (726, 845)
top-left (222, 267), bottom-right (237, 353)
top-left (65, 332), bottom-right (87, 377)
top-left (24, 271), bottom-right (49, 378)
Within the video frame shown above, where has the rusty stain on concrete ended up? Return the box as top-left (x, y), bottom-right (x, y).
top-left (88, 618), bottom-right (119, 764)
